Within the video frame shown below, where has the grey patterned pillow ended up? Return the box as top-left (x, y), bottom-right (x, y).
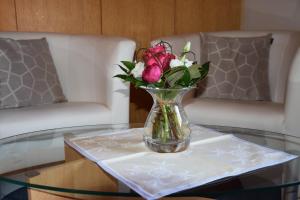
top-left (197, 33), bottom-right (272, 101)
top-left (0, 38), bottom-right (66, 109)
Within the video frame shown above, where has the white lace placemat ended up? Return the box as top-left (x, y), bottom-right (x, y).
top-left (64, 125), bottom-right (297, 200)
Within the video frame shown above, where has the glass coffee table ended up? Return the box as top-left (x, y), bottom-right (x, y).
top-left (0, 124), bottom-right (299, 200)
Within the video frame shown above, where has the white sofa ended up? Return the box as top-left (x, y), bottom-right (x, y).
top-left (153, 31), bottom-right (300, 137)
top-left (0, 33), bottom-right (136, 139)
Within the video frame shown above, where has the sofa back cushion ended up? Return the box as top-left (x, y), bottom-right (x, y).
top-left (0, 38), bottom-right (65, 109)
top-left (206, 31), bottom-right (300, 103)
top-left (197, 33), bottom-right (272, 101)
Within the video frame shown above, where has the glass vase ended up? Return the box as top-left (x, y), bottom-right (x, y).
top-left (142, 87), bottom-right (193, 153)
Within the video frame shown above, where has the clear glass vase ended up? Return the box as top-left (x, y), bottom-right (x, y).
top-left (142, 87), bottom-right (193, 153)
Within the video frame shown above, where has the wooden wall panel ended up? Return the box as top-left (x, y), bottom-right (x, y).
top-left (15, 0), bottom-right (101, 34)
top-left (102, 0), bottom-right (175, 48)
top-left (0, 0), bottom-right (17, 31)
top-left (175, 0), bottom-right (241, 34)
top-left (102, 0), bottom-right (175, 123)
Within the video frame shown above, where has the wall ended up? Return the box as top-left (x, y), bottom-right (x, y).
top-left (0, 0), bottom-right (17, 31)
top-left (0, 0), bottom-right (241, 123)
top-left (242, 0), bottom-right (300, 31)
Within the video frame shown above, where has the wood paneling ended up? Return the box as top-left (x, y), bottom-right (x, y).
top-left (102, 0), bottom-right (175, 48)
top-left (15, 0), bottom-right (101, 34)
top-left (102, 0), bottom-right (175, 123)
top-left (0, 0), bottom-right (17, 31)
top-left (175, 0), bottom-right (241, 34)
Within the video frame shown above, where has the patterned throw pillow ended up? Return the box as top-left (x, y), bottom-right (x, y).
top-left (0, 38), bottom-right (66, 109)
top-left (197, 33), bottom-right (272, 101)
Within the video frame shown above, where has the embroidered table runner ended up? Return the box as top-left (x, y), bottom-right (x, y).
top-left (65, 125), bottom-right (297, 200)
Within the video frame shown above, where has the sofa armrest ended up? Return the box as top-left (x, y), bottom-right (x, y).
top-left (284, 48), bottom-right (300, 136)
top-left (109, 39), bottom-right (136, 123)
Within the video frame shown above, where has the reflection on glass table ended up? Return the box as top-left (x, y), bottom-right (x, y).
top-left (0, 124), bottom-right (299, 200)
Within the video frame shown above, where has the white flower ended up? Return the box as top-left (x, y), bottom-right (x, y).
top-left (185, 60), bottom-right (193, 67)
top-left (131, 62), bottom-right (144, 78)
top-left (183, 41), bottom-right (191, 53)
top-left (170, 58), bottom-right (193, 68)
top-left (170, 58), bottom-right (184, 68)
top-left (181, 41), bottom-right (192, 63)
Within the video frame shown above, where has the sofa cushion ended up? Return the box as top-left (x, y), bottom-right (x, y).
top-left (0, 102), bottom-right (111, 139)
top-left (0, 38), bottom-right (66, 109)
top-left (184, 98), bottom-right (284, 133)
top-left (197, 33), bottom-right (272, 101)
top-left (205, 31), bottom-right (300, 103)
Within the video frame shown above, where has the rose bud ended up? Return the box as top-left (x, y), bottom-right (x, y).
top-left (142, 63), bottom-right (162, 83)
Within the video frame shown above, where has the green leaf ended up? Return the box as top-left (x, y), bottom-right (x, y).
top-left (182, 68), bottom-right (191, 85)
top-left (164, 67), bottom-right (186, 87)
top-left (129, 76), bottom-right (147, 87)
top-left (121, 61), bottom-right (135, 71)
top-left (189, 62), bottom-right (209, 79)
top-left (164, 66), bottom-right (193, 88)
top-left (175, 68), bottom-right (190, 87)
top-left (134, 79), bottom-right (147, 87)
top-left (187, 61), bottom-right (210, 86)
top-left (154, 81), bottom-right (164, 88)
top-left (188, 64), bottom-right (202, 79)
top-left (114, 73), bottom-right (148, 87)
top-left (164, 66), bottom-right (186, 76)
top-left (200, 61), bottom-right (210, 72)
top-left (113, 74), bottom-right (130, 81)
top-left (198, 61), bottom-right (210, 79)
top-left (117, 64), bottom-right (129, 74)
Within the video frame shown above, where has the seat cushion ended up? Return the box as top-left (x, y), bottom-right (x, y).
top-left (184, 98), bottom-right (284, 132)
top-left (0, 102), bottom-right (111, 139)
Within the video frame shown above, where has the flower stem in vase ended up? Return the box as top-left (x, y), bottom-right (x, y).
top-left (161, 104), bottom-right (170, 143)
top-left (152, 110), bottom-right (164, 139)
top-left (166, 106), bottom-right (183, 140)
top-left (152, 113), bottom-right (160, 139)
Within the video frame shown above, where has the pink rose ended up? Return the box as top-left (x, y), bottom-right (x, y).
top-left (148, 44), bottom-right (165, 54)
top-left (142, 63), bottom-right (162, 83)
top-left (143, 44), bottom-right (167, 67)
top-left (158, 53), bottom-right (175, 71)
top-left (143, 52), bottom-right (175, 72)
top-left (143, 52), bottom-right (158, 66)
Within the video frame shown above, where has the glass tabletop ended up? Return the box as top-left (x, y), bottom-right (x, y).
top-left (0, 124), bottom-right (299, 200)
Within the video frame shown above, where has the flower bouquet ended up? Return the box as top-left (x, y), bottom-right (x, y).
top-left (115, 41), bottom-right (209, 152)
